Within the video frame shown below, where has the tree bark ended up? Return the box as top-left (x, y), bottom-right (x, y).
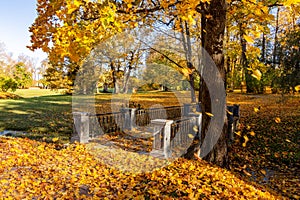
top-left (261, 33), bottom-right (266, 63)
top-left (185, 0), bottom-right (228, 168)
top-left (180, 20), bottom-right (197, 103)
top-left (239, 24), bottom-right (255, 93)
top-left (272, 6), bottom-right (280, 68)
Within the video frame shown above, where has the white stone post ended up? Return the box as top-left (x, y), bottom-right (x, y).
top-left (151, 119), bottom-right (173, 158)
top-left (72, 112), bottom-right (90, 143)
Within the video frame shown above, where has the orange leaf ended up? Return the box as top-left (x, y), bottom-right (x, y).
top-left (275, 117), bottom-right (281, 123)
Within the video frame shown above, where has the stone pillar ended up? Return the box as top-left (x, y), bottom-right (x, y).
top-left (227, 106), bottom-right (234, 141)
top-left (188, 112), bottom-right (202, 136)
top-left (72, 112), bottom-right (90, 143)
top-left (130, 108), bottom-right (137, 129)
top-left (151, 119), bottom-right (174, 158)
top-left (183, 104), bottom-right (192, 117)
top-left (121, 108), bottom-right (131, 130)
top-left (120, 108), bottom-right (137, 130)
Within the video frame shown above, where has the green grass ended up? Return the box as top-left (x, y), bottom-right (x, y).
top-left (0, 89), bottom-right (72, 142)
top-left (13, 88), bottom-right (66, 98)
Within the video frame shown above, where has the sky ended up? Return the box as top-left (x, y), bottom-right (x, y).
top-left (0, 0), bottom-right (47, 64)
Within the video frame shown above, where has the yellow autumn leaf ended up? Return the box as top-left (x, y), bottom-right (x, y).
top-left (243, 35), bottom-right (254, 44)
top-left (260, 169), bottom-right (266, 175)
top-left (251, 69), bottom-right (262, 81)
top-left (249, 131), bottom-right (255, 136)
top-left (227, 110), bottom-right (233, 115)
top-left (206, 14), bottom-right (213, 19)
top-left (52, 137), bottom-right (59, 142)
top-left (205, 112), bottom-right (214, 117)
top-left (254, 107), bottom-right (259, 113)
top-left (181, 68), bottom-right (193, 77)
top-left (74, 0), bottom-right (82, 7)
top-left (235, 131), bottom-right (241, 136)
top-left (285, 139), bottom-right (291, 143)
top-left (67, 4), bottom-right (78, 14)
top-left (193, 126), bottom-right (198, 132)
top-left (243, 170), bottom-right (252, 176)
top-left (188, 134), bottom-right (194, 139)
top-left (244, 135), bottom-right (249, 143)
top-left (275, 117), bottom-right (281, 123)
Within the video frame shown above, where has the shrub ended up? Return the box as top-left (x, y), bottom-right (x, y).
top-left (0, 75), bottom-right (18, 92)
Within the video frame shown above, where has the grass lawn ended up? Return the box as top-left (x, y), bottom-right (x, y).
top-left (0, 89), bottom-right (72, 142)
top-left (0, 89), bottom-right (299, 198)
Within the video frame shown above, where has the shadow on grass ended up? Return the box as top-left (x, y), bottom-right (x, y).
top-left (0, 94), bottom-right (73, 142)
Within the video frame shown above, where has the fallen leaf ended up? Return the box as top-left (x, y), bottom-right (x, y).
top-left (254, 107), bottom-right (259, 113)
top-left (275, 117), bottom-right (281, 123)
top-left (260, 169), bottom-right (266, 175)
top-left (243, 170), bottom-right (252, 177)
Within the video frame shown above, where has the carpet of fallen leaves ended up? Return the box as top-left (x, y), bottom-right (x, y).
top-left (227, 94), bottom-right (300, 200)
top-left (0, 136), bottom-right (284, 199)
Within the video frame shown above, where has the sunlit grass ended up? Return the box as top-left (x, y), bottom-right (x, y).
top-left (13, 89), bottom-right (66, 98)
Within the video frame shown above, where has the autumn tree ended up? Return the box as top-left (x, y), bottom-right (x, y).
top-left (29, 0), bottom-right (229, 166)
top-left (276, 23), bottom-right (300, 93)
top-left (92, 30), bottom-right (145, 94)
top-left (13, 62), bottom-right (33, 89)
top-left (225, 0), bottom-right (275, 93)
top-left (0, 44), bottom-right (33, 91)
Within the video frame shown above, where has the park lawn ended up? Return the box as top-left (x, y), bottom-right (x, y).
top-left (12, 89), bottom-right (66, 98)
top-left (0, 89), bottom-right (299, 198)
top-left (0, 90), bottom-right (191, 142)
top-left (0, 89), bottom-right (73, 142)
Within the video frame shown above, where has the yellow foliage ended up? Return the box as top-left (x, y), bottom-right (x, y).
top-left (0, 137), bottom-right (282, 199)
top-left (243, 35), bottom-right (254, 44)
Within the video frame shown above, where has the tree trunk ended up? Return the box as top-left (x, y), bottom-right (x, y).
top-left (240, 25), bottom-right (254, 93)
top-left (261, 33), bottom-right (266, 63)
top-left (189, 71), bottom-right (196, 103)
top-left (103, 83), bottom-right (109, 93)
top-left (185, 0), bottom-right (228, 168)
top-left (180, 20), bottom-right (197, 103)
top-left (272, 6), bottom-right (280, 68)
top-left (122, 51), bottom-right (135, 94)
top-left (122, 67), bottom-right (132, 94)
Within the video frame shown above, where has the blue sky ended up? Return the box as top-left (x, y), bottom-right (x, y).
top-left (0, 0), bottom-right (46, 62)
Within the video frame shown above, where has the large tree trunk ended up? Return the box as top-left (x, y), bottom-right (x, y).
top-left (122, 69), bottom-right (131, 94)
top-left (185, 0), bottom-right (228, 167)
